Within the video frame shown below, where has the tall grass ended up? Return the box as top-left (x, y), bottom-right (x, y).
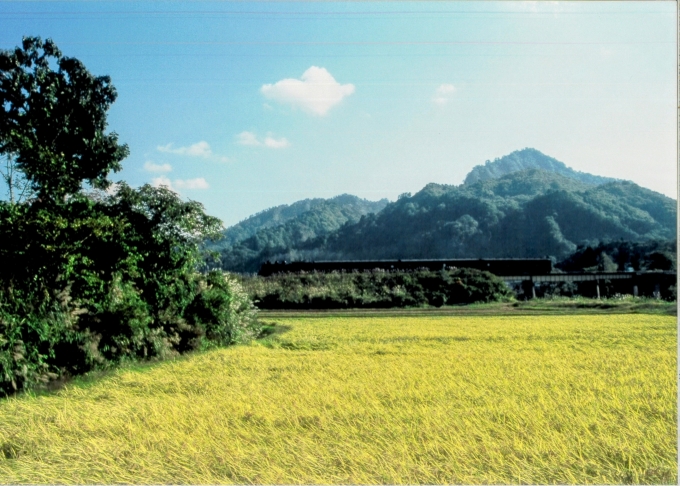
top-left (0, 314), bottom-right (675, 484)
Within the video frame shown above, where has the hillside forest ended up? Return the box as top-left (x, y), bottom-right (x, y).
top-left (210, 148), bottom-right (676, 274)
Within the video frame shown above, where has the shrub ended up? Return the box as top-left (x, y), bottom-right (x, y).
top-left (0, 307), bottom-right (67, 394)
top-left (0, 271), bottom-right (261, 397)
top-left (186, 271), bottom-right (261, 348)
top-left (241, 268), bottom-right (510, 309)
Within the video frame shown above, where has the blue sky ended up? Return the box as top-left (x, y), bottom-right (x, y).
top-left (1, 1), bottom-right (676, 226)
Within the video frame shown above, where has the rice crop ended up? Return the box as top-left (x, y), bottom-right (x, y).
top-left (0, 314), bottom-right (675, 484)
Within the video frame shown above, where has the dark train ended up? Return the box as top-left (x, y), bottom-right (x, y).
top-left (258, 258), bottom-right (553, 277)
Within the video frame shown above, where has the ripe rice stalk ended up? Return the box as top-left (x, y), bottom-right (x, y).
top-left (0, 314), bottom-right (675, 484)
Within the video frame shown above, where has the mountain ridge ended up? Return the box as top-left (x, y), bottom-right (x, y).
top-left (214, 149), bottom-right (676, 273)
top-left (211, 195), bottom-right (390, 272)
top-left (216, 194), bottom-right (389, 249)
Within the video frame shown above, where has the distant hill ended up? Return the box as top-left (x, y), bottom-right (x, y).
top-left (464, 148), bottom-right (619, 186)
top-left (214, 194), bottom-right (388, 249)
top-left (212, 195), bottom-right (389, 272)
top-left (288, 170), bottom-right (674, 262)
top-left (214, 150), bottom-right (676, 273)
top-left (213, 194), bottom-right (388, 249)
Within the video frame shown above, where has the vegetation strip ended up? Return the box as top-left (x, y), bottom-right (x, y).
top-left (259, 297), bottom-right (677, 318)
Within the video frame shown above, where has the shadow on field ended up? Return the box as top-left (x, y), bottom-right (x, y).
top-left (257, 321), bottom-right (293, 340)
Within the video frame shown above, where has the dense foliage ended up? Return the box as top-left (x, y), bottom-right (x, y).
top-left (212, 194), bottom-right (388, 250)
top-left (0, 37), bottom-right (128, 202)
top-left (240, 268), bottom-right (511, 309)
top-left (0, 37), bottom-right (259, 396)
top-left (212, 195), bottom-right (388, 273)
top-left (557, 240), bottom-right (676, 273)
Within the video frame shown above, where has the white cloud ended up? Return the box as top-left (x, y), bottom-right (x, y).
top-left (433, 84), bottom-right (456, 105)
top-left (157, 141), bottom-right (213, 158)
top-left (261, 66), bottom-right (355, 116)
top-left (151, 176), bottom-right (174, 190)
top-left (237, 131), bottom-right (261, 146)
top-left (152, 176), bottom-right (209, 191)
top-left (144, 161), bottom-right (172, 173)
top-left (236, 131), bottom-right (290, 149)
top-left (264, 136), bottom-right (290, 149)
top-left (174, 178), bottom-right (209, 190)
top-left (157, 141), bottom-right (228, 163)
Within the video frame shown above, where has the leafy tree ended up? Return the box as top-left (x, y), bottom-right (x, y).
top-left (0, 36), bottom-right (128, 202)
top-left (645, 251), bottom-right (674, 271)
top-left (557, 240), bottom-right (677, 273)
top-left (0, 37), bottom-right (258, 396)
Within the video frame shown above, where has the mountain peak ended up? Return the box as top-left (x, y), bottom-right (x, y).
top-left (463, 148), bottom-right (619, 187)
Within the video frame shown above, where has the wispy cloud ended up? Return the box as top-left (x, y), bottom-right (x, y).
top-left (151, 176), bottom-right (174, 190)
top-left (261, 66), bottom-right (355, 116)
top-left (157, 141), bottom-right (212, 158)
top-left (264, 136), bottom-right (290, 149)
top-left (152, 176), bottom-right (209, 191)
top-left (144, 161), bottom-right (172, 173)
top-left (600, 46), bottom-right (613, 58)
top-left (433, 84), bottom-right (456, 105)
top-left (157, 141), bottom-right (228, 163)
top-left (174, 178), bottom-right (209, 190)
top-left (237, 131), bottom-right (261, 146)
top-left (236, 131), bottom-right (290, 149)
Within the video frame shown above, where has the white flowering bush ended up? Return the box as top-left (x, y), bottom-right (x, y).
top-left (185, 271), bottom-right (261, 348)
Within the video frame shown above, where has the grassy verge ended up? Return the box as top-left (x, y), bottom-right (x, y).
top-left (0, 314), bottom-right (675, 484)
top-left (259, 296), bottom-right (677, 318)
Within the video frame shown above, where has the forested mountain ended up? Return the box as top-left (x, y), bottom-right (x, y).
top-left (214, 194), bottom-right (388, 249)
top-left (287, 170), bottom-right (674, 262)
top-left (212, 195), bottom-right (389, 272)
top-left (464, 148), bottom-right (619, 186)
top-left (215, 150), bottom-right (676, 273)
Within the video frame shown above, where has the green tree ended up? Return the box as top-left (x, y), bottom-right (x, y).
top-left (0, 37), bottom-right (257, 396)
top-left (0, 36), bottom-right (128, 203)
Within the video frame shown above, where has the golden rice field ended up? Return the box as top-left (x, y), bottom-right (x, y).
top-left (0, 314), bottom-right (676, 484)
